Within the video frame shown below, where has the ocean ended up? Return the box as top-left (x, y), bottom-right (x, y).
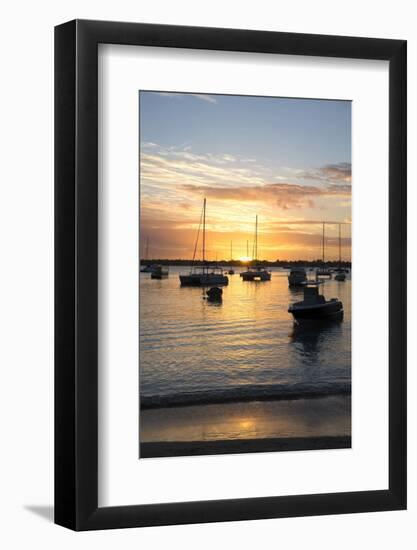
top-left (139, 266), bottom-right (351, 453)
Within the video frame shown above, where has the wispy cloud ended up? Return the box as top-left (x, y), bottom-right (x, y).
top-left (300, 162), bottom-right (351, 184)
top-left (139, 142), bottom-right (351, 259)
top-left (155, 92), bottom-right (218, 104)
top-left (181, 182), bottom-right (351, 210)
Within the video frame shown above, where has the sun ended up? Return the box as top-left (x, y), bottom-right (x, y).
top-left (239, 256), bottom-right (252, 263)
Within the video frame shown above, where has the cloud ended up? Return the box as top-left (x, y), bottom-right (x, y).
top-left (155, 92), bottom-right (218, 104)
top-left (300, 162), bottom-right (351, 184)
top-left (140, 146), bottom-right (265, 190)
top-left (268, 219), bottom-right (351, 226)
top-left (181, 182), bottom-right (351, 210)
top-left (142, 141), bottom-right (158, 148)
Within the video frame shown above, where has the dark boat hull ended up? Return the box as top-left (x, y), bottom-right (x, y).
top-left (179, 274), bottom-right (229, 287)
top-left (289, 300), bottom-right (343, 322)
top-left (241, 270), bottom-right (271, 281)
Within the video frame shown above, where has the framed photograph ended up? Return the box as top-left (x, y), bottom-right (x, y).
top-left (55, 20), bottom-right (406, 530)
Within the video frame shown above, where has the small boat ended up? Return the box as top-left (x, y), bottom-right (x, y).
top-left (316, 268), bottom-right (332, 279)
top-left (241, 266), bottom-right (271, 281)
top-left (288, 268), bottom-right (307, 287)
top-left (179, 198), bottom-right (228, 287)
top-left (316, 223), bottom-right (332, 278)
top-left (288, 283), bottom-right (343, 322)
top-left (140, 264), bottom-right (158, 273)
top-left (140, 237), bottom-right (156, 272)
top-left (240, 215), bottom-right (271, 281)
top-left (334, 268), bottom-right (346, 281)
top-left (151, 265), bottom-right (169, 279)
top-left (334, 224), bottom-right (346, 281)
top-left (228, 241), bottom-right (235, 274)
top-left (206, 286), bottom-right (223, 301)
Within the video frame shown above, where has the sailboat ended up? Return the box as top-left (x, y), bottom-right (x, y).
top-left (239, 240), bottom-right (250, 277)
top-left (335, 224), bottom-right (346, 281)
top-left (228, 241), bottom-right (235, 275)
top-left (140, 237), bottom-right (158, 273)
top-left (179, 199), bottom-right (229, 287)
top-left (241, 216), bottom-right (271, 281)
top-left (316, 222), bottom-right (332, 279)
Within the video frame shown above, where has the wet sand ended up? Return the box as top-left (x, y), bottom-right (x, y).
top-left (141, 435), bottom-right (351, 458)
top-left (140, 395), bottom-right (351, 458)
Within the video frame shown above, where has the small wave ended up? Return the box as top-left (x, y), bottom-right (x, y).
top-left (140, 382), bottom-right (351, 409)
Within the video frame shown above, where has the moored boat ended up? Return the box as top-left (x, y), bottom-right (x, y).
top-left (151, 265), bottom-right (169, 279)
top-left (241, 266), bottom-right (271, 281)
top-left (228, 241), bottom-right (235, 274)
top-left (288, 283), bottom-right (343, 322)
top-left (316, 222), bottom-right (332, 278)
top-left (140, 238), bottom-right (156, 272)
top-left (334, 270), bottom-right (346, 281)
top-left (334, 224), bottom-right (346, 281)
top-left (240, 215), bottom-right (271, 282)
top-left (179, 198), bottom-right (229, 287)
top-left (288, 268), bottom-right (307, 287)
top-left (206, 286), bottom-right (223, 301)
top-left (140, 264), bottom-right (158, 273)
top-left (316, 268), bottom-right (332, 279)
top-left (180, 265), bottom-right (228, 286)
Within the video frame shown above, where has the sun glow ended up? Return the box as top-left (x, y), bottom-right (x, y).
top-left (239, 256), bottom-right (252, 263)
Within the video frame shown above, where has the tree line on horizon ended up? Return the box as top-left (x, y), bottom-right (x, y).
top-left (140, 258), bottom-right (352, 268)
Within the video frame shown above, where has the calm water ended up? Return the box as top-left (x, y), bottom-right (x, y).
top-left (139, 267), bottom-right (351, 407)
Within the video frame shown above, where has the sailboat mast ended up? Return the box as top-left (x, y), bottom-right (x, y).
top-left (202, 197), bottom-right (206, 263)
top-left (247, 240), bottom-right (249, 257)
top-left (322, 222), bottom-right (325, 264)
top-left (145, 237), bottom-right (149, 260)
top-left (339, 223), bottom-right (342, 266)
top-left (255, 215), bottom-right (258, 262)
top-left (230, 241), bottom-right (233, 261)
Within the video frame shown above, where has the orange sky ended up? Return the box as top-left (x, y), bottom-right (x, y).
top-left (139, 93), bottom-right (351, 261)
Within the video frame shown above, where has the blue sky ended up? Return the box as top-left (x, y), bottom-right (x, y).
top-left (139, 91), bottom-right (351, 261)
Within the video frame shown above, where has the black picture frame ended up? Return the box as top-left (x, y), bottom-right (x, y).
top-left (55, 19), bottom-right (407, 531)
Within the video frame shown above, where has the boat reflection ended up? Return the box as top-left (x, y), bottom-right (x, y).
top-left (289, 321), bottom-right (343, 359)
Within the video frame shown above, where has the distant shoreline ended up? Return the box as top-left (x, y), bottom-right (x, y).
top-left (140, 259), bottom-right (352, 268)
top-left (140, 436), bottom-right (351, 458)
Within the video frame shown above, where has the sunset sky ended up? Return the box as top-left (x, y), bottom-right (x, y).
top-left (139, 92), bottom-right (351, 261)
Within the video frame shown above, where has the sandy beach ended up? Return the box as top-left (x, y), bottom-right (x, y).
top-left (140, 395), bottom-right (351, 458)
top-left (141, 435), bottom-right (351, 458)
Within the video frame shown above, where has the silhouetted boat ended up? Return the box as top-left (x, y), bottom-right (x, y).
top-left (334, 224), bottom-right (346, 281)
top-left (288, 283), bottom-right (343, 322)
top-left (334, 270), bottom-right (346, 281)
top-left (140, 238), bottom-right (158, 272)
top-left (180, 265), bottom-right (228, 286)
top-left (151, 265), bottom-right (169, 279)
top-left (288, 268), bottom-right (307, 287)
top-left (179, 198), bottom-right (229, 287)
top-left (316, 222), bottom-right (332, 279)
top-left (316, 268), bottom-right (332, 279)
top-left (206, 287), bottom-right (223, 301)
top-left (228, 241), bottom-right (235, 274)
top-left (241, 215), bottom-right (271, 281)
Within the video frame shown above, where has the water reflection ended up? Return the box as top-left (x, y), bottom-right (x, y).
top-left (140, 267), bottom-right (351, 399)
top-left (289, 321), bottom-right (343, 358)
top-left (140, 397), bottom-right (351, 442)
